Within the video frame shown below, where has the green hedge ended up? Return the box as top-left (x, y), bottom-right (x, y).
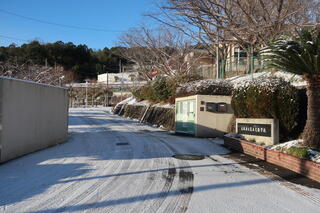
top-left (176, 79), bottom-right (233, 97)
top-left (231, 77), bottom-right (299, 140)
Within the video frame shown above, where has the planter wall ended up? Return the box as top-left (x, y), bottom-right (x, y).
top-left (224, 136), bottom-right (320, 183)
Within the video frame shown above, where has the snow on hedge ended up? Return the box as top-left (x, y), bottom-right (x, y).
top-left (176, 71), bottom-right (305, 98)
top-left (231, 75), bottom-right (294, 91)
top-left (176, 79), bottom-right (233, 97)
top-left (227, 71), bottom-right (306, 87)
top-left (271, 139), bottom-right (320, 163)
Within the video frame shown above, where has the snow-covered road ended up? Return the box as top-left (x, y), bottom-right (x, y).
top-left (0, 108), bottom-right (319, 213)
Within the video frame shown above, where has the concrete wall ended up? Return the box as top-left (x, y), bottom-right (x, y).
top-left (0, 77), bottom-right (69, 163)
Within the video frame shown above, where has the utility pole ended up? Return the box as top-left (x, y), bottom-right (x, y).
top-left (237, 47), bottom-right (240, 75)
top-left (85, 79), bottom-right (89, 108)
top-left (216, 45), bottom-right (219, 79)
top-left (104, 65), bottom-right (110, 107)
top-left (122, 64), bottom-right (124, 99)
top-left (215, 27), bottom-right (220, 79)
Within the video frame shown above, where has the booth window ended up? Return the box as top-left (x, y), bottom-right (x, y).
top-left (206, 102), bottom-right (217, 112)
top-left (217, 103), bottom-right (227, 113)
top-left (205, 102), bottom-right (228, 113)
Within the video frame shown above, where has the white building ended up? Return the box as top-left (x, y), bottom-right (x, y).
top-left (97, 72), bottom-right (138, 84)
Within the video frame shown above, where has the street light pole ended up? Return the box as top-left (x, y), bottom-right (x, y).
top-left (104, 65), bottom-right (109, 107)
top-left (85, 79), bottom-right (89, 108)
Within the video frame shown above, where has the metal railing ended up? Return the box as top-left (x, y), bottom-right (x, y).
top-left (220, 56), bottom-right (267, 78)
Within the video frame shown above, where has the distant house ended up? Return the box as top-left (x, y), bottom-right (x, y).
top-left (185, 44), bottom-right (262, 79)
top-left (184, 48), bottom-right (216, 79)
top-left (97, 71), bottom-right (147, 88)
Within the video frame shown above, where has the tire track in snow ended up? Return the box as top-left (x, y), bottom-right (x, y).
top-left (110, 118), bottom-right (194, 213)
top-left (81, 115), bottom-right (191, 213)
top-left (54, 149), bottom-right (132, 213)
top-left (0, 130), bottom-right (91, 211)
top-left (82, 126), bottom-right (168, 212)
top-left (116, 127), bottom-right (195, 213)
top-left (43, 114), bottom-right (136, 212)
top-left (24, 113), bottom-right (119, 212)
top-left (63, 116), bottom-right (151, 212)
top-left (127, 143), bottom-right (175, 213)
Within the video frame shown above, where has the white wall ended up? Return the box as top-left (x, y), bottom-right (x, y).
top-left (97, 72), bottom-right (139, 83)
top-left (0, 77), bottom-right (69, 163)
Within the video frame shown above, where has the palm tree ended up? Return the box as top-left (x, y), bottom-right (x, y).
top-left (261, 28), bottom-right (320, 149)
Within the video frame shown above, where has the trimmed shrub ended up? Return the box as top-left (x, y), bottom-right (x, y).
top-left (132, 73), bottom-right (202, 103)
top-left (231, 77), bottom-right (299, 140)
top-left (176, 79), bottom-right (233, 97)
top-left (152, 77), bottom-right (174, 102)
top-left (286, 147), bottom-right (310, 159)
top-left (132, 82), bottom-right (156, 102)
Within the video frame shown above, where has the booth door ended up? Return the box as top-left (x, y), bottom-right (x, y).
top-left (175, 100), bottom-right (196, 135)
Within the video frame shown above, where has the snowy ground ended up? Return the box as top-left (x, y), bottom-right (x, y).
top-left (0, 108), bottom-right (319, 213)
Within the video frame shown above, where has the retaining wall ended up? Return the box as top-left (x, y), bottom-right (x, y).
top-left (114, 104), bottom-right (175, 130)
top-left (224, 136), bottom-right (320, 182)
top-left (142, 106), bottom-right (175, 130)
top-left (0, 77), bottom-right (69, 163)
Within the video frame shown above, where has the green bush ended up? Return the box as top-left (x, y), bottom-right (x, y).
top-left (173, 73), bottom-right (202, 84)
top-left (286, 147), bottom-right (310, 159)
top-left (231, 77), bottom-right (299, 140)
top-left (132, 82), bottom-right (156, 102)
top-left (132, 73), bottom-right (202, 103)
top-left (152, 77), bottom-right (173, 102)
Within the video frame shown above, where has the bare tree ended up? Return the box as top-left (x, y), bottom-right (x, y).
top-left (0, 61), bottom-right (70, 86)
top-left (119, 25), bottom-right (203, 79)
top-left (149, 0), bottom-right (320, 59)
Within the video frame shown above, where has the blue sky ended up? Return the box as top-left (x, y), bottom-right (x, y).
top-left (0, 0), bottom-right (156, 49)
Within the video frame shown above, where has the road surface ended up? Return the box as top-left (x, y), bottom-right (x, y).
top-left (0, 108), bottom-right (319, 213)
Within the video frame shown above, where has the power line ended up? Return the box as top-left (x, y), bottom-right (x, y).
top-left (0, 34), bottom-right (29, 42)
top-left (0, 8), bottom-right (125, 33)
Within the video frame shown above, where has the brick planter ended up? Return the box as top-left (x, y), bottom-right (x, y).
top-left (224, 136), bottom-right (320, 183)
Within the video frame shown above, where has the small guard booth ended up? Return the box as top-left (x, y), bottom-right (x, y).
top-left (175, 95), bottom-right (234, 137)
